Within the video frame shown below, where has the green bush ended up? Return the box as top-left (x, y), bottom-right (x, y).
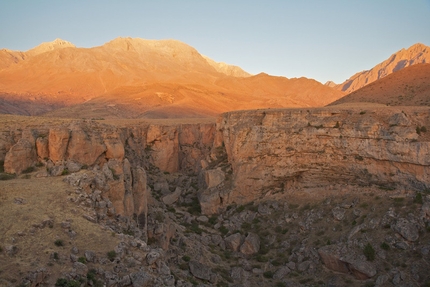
top-left (78, 256), bottom-right (87, 264)
top-left (219, 226), bottom-right (229, 235)
top-left (22, 166), bottom-right (35, 173)
top-left (182, 255), bottom-right (191, 262)
top-left (380, 242), bottom-right (390, 250)
top-left (363, 243), bottom-right (375, 261)
top-left (54, 239), bottom-right (64, 247)
top-left (263, 271), bottom-right (274, 278)
top-left (61, 168), bottom-right (69, 176)
top-left (0, 173), bottom-right (15, 181)
top-left (414, 192), bottom-right (423, 204)
top-left (208, 215), bottom-right (218, 225)
top-left (107, 250), bottom-right (116, 261)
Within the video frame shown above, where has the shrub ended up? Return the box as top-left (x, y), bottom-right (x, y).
top-left (22, 166), bottom-right (35, 173)
top-left (219, 226), bottom-right (229, 235)
top-left (61, 168), bottom-right (69, 176)
top-left (208, 215), bottom-right (218, 225)
top-left (363, 243), bottom-right (375, 261)
top-left (263, 271), bottom-right (274, 278)
top-left (0, 173), bottom-right (15, 181)
top-left (107, 250), bottom-right (116, 261)
top-left (54, 239), bottom-right (64, 247)
top-left (78, 256), bottom-right (87, 264)
top-left (414, 192), bottom-right (423, 204)
top-left (0, 160), bottom-right (3, 173)
top-left (182, 255), bottom-right (191, 262)
top-left (380, 242), bottom-right (390, 250)
top-left (53, 252), bottom-right (59, 260)
top-left (55, 278), bottom-right (80, 287)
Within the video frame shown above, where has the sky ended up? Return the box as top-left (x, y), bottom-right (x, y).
top-left (1, 0), bottom-right (429, 84)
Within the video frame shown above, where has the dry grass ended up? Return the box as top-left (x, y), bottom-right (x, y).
top-left (0, 174), bottom-right (120, 285)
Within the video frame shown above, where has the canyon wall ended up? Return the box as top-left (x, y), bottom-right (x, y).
top-left (2, 106), bottom-right (430, 216)
top-left (199, 107), bottom-right (430, 213)
top-left (0, 120), bottom-right (215, 226)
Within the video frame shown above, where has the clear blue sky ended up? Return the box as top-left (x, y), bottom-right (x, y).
top-left (1, 0), bottom-right (429, 84)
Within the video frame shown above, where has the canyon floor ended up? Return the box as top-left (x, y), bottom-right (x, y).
top-left (1, 105), bottom-right (430, 287)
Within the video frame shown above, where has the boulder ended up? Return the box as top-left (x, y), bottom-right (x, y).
top-left (225, 233), bottom-right (242, 251)
top-left (239, 233), bottom-right (260, 255)
top-left (189, 261), bottom-right (213, 281)
top-left (273, 266), bottom-right (291, 280)
top-left (332, 207), bottom-right (346, 221)
top-left (204, 168), bottom-right (225, 189)
top-left (162, 187), bottom-right (182, 205)
top-left (4, 138), bottom-right (36, 174)
top-left (392, 218), bottom-right (419, 242)
top-left (318, 244), bottom-right (376, 280)
top-left (130, 271), bottom-right (152, 287)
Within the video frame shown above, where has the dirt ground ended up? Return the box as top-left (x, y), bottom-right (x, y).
top-left (0, 172), bottom-right (120, 286)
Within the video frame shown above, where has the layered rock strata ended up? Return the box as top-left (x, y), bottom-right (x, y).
top-left (200, 107), bottom-right (430, 213)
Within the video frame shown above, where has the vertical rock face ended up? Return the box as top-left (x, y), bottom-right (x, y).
top-left (35, 137), bottom-right (49, 160)
top-left (146, 125), bottom-right (179, 173)
top-left (48, 127), bottom-right (70, 163)
top-left (66, 126), bottom-right (106, 166)
top-left (214, 107), bottom-right (430, 208)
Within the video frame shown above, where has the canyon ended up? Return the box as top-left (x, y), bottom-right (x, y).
top-left (1, 39), bottom-right (430, 286)
top-left (1, 104), bottom-right (430, 286)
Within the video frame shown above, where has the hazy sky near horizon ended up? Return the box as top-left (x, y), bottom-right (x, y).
top-left (1, 0), bottom-right (429, 83)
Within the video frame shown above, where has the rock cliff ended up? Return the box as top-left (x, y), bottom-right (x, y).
top-left (200, 107), bottom-right (430, 213)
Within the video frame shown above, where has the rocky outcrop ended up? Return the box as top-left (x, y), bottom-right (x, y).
top-left (4, 138), bottom-right (37, 174)
top-left (318, 244), bottom-right (377, 280)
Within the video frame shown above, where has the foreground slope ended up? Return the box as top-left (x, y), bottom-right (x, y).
top-left (0, 37), bottom-right (345, 118)
top-left (334, 43), bottom-right (430, 93)
top-left (329, 63), bottom-right (430, 107)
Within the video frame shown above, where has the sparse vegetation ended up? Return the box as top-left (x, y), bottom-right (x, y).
top-left (22, 166), bottom-right (35, 173)
top-left (107, 250), bottom-right (116, 261)
top-left (263, 271), bottom-right (274, 278)
top-left (182, 255), bottom-right (191, 262)
top-left (363, 243), bottom-right (375, 261)
top-left (414, 192), bottom-right (423, 204)
top-left (61, 168), bottom-right (69, 176)
top-left (381, 242), bottom-right (390, 250)
top-left (78, 256), bottom-right (87, 264)
top-left (54, 239), bottom-right (64, 247)
top-left (55, 278), bottom-right (80, 287)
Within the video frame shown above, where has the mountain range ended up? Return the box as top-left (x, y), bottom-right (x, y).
top-left (0, 38), bottom-right (429, 118)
